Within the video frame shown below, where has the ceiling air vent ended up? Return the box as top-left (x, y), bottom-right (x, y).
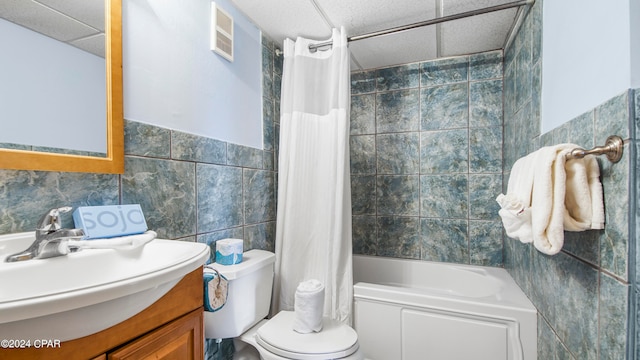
top-left (211, 2), bottom-right (233, 62)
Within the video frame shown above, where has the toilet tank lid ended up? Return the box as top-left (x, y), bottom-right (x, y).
top-left (210, 249), bottom-right (275, 280)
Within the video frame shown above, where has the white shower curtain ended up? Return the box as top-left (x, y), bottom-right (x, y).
top-left (272, 27), bottom-right (353, 324)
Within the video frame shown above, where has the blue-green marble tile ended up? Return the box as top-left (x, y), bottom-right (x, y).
top-left (562, 229), bottom-right (600, 266)
top-left (350, 135), bottom-right (376, 174)
top-left (505, 236), bottom-right (533, 298)
top-left (469, 220), bottom-right (503, 266)
top-left (504, 36), bottom-right (516, 72)
top-left (262, 44), bottom-right (274, 85)
top-left (375, 63), bottom-right (419, 91)
top-left (171, 131), bottom-right (226, 164)
top-left (599, 152), bottom-right (630, 280)
top-left (124, 120), bottom-right (171, 158)
top-left (243, 169), bottom-right (275, 225)
top-left (503, 63), bottom-right (516, 121)
top-left (531, 0), bottom-right (543, 65)
top-left (0, 170), bottom-right (119, 233)
top-left (537, 315), bottom-right (556, 360)
top-left (272, 74), bottom-right (281, 100)
top-left (470, 126), bottom-right (502, 173)
top-left (420, 129), bottom-right (468, 174)
top-left (376, 175), bottom-right (419, 216)
top-left (351, 94), bottom-right (376, 135)
top-left (263, 97), bottom-right (275, 151)
top-left (376, 133), bottom-right (419, 175)
top-left (377, 216), bottom-right (420, 259)
top-left (469, 174), bottom-right (501, 220)
top-left (635, 88), bottom-right (639, 139)
top-left (196, 163), bottom-right (243, 232)
top-left (567, 111), bottom-right (595, 149)
top-left (469, 50), bottom-right (502, 81)
top-left (421, 83), bottom-right (469, 130)
top-left (274, 122), bottom-right (280, 171)
top-left (197, 227), bottom-right (244, 264)
top-left (352, 216), bottom-right (377, 256)
top-left (595, 91), bottom-right (630, 144)
top-left (554, 122), bottom-right (573, 145)
top-left (351, 70), bottom-right (376, 94)
top-left (421, 218), bottom-right (469, 264)
top-left (351, 175), bottom-right (376, 216)
top-left (531, 62), bottom-right (542, 138)
top-left (263, 151), bottom-right (274, 171)
top-left (469, 79), bottom-right (503, 128)
top-left (30, 146), bottom-right (103, 157)
top-left (262, 71), bottom-right (273, 102)
top-left (274, 97), bottom-right (281, 123)
top-left (227, 143), bottom-right (263, 169)
top-left (513, 6), bottom-right (532, 55)
top-left (599, 273), bottom-right (628, 360)
top-left (376, 89), bottom-right (420, 133)
top-left (531, 251), bottom-right (598, 360)
top-left (420, 174), bottom-right (468, 219)
top-left (515, 45), bottom-right (532, 112)
top-left (122, 157), bottom-right (196, 239)
top-left (274, 49), bottom-right (283, 77)
top-left (0, 142), bottom-right (30, 150)
top-left (261, 34), bottom-right (274, 51)
top-left (420, 57), bottom-right (469, 86)
top-left (244, 221), bottom-right (275, 252)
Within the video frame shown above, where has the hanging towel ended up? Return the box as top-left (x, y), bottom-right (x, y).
top-left (203, 265), bottom-right (228, 312)
top-left (292, 279), bottom-right (325, 333)
top-left (497, 144), bottom-right (605, 255)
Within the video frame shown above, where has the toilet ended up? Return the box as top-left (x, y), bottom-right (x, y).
top-left (204, 249), bottom-right (363, 360)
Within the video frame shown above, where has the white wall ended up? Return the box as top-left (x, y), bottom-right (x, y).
top-left (541, 0), bottom-right (633, 133)
top-left (123, 0), bottom-right (263, 149)
top-left (0, 19), bottom-right (106, 153)
top-left (631, 0), bottom-right (640, 88)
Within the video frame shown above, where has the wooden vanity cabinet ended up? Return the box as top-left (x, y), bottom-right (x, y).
top-left (4, 267), bottom-right (204, 360)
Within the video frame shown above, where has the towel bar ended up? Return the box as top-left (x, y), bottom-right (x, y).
top-left (566, 135), bottom-right (624, 163)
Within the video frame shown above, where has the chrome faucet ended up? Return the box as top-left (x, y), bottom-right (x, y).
top-left (5, 207), bottom-right (85, 262)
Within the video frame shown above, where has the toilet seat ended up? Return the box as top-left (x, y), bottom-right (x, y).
top-left (256, 311), bottom-right (359, 360)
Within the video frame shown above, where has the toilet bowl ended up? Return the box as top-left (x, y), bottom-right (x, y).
top-left (204, 249), bottom-right (363, 360)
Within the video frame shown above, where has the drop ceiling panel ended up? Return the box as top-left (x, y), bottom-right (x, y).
top-left (71, 32), bottom-right (105, 58)
top-left (318, 0), bottom-right (437, 36)
top-left (0, 0), bottom-right (98, 41)
top-left (38, 0), bottom-right (104, 31)
top-left (350, 26), bottom-right (437, 69)
top-left (440, 9), bottom-right (516, 57)
top-left (231, 0), bottom-right (332, 46)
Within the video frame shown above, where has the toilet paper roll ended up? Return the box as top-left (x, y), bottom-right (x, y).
top-left (215, 238), bottom-right (243, 265)
top-left (293, 279), bottom-right (325, 333)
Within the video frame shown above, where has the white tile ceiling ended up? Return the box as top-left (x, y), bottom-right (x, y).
top-left (231, 0), bottom-right (528, 70)
top-left (0, 0), bottom-right (104, 58)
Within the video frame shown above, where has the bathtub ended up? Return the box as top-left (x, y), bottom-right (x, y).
top-left (352, 255), bottom-right (537, 360)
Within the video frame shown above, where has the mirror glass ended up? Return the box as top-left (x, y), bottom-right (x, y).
top-left (0, 0), bottom-right (123, 173)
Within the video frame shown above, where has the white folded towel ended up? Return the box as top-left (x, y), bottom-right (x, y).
top-left (292, 279), bottom-right (325, 333)
top-left (497, 144), bottom-right (605, 255)
top-left (67, 230), bottom-right (157, 250)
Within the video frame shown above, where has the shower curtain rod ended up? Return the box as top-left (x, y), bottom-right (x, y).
top-left (308, 0), bottom-right (535, 51)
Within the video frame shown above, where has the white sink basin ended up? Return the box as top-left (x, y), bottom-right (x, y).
top-left (0, 232), bottom-right (209, 342)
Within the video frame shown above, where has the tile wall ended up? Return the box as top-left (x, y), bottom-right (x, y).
top-left (349, 49), bottom-right (505, 267)
top-left (503, 0), bottom-right (638, 358)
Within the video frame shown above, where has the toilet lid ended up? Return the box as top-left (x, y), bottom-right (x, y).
top-left (256, 311), bottom-right (359, 360)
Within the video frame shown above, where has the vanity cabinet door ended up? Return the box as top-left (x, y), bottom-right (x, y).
top-left (108, 308), bottom-right (203, 360)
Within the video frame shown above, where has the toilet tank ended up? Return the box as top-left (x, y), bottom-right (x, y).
top-left (204, 249), bottom-right (275, 339)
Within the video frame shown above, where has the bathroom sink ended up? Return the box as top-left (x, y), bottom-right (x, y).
top-left (0, 232), bottom-right (209, 342)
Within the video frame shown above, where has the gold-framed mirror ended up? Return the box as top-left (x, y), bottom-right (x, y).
top-left (0, 0), bottom-right (123, 174)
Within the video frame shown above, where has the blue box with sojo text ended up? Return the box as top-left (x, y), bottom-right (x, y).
top-left (73, 204), bottom-right (148, 239)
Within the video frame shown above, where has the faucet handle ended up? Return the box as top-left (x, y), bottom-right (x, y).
top-left (37, 206), bottom-right (73, 232)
